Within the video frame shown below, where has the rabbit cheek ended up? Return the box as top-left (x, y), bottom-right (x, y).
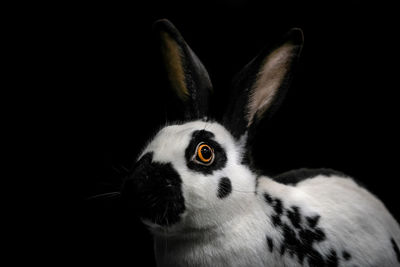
top-left (122, 152), bottom-right (185, 226)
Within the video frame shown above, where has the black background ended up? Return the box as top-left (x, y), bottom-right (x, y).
top-left (27, 1), bottom-right (399, 266)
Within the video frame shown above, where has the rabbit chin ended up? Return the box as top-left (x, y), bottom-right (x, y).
top-left (140, 212), bottom-right (207, 238)
top-left (141, 218), bottom-right (183, 237)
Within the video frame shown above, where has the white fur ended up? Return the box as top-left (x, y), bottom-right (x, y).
top-left (138, 120), bottom-right (400, 267)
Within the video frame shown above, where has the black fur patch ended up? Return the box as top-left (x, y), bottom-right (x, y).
top-left (122, 152), bottom-right (185, 226)
top-left (272, 198), bottom-right (283, 215)
top-left (287, 206), bottom-right (301, 229)
top-left (271, 214), bottom-right (282, 227)
top-left (306, 215), bottom-right (321, 228)
top-left (274, 168), bottom-right (350, 186)
top-left (217, 177), bottom-right (232, 199)
top-left (185, 130), bottom-right (227, 175)
top-left (263, 193), bottom-right (273, 204)
top-left (342, 250), bottom-right (351, 261)
top-left (326, 249), bottom-right (339, 267)
top-left (392, 238), bottom-right (400, 263)
top-left (280, 223), bottom-right (297, 255)
top-left (266, 236), bottom-right (274, 252)
top-left (263, 192), bottom-right (344, 266)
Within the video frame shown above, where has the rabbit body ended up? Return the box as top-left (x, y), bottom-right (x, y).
top-left (122, 20), bottom-right (400, 266)
top-left (137, 121), bottom-right (400, 267)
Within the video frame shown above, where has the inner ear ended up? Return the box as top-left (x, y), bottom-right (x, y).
top-left (154, 19), bottom-right (213, 120)
top-left (223, 28), bottom-right (303, 140)
top-left (248, 42), bottom-right (298, 126)
top-left (159, 31), bottom-right (189, 102)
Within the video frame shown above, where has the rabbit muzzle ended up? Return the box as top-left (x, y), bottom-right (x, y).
top-left (121, 152), bottom-right (186, 227)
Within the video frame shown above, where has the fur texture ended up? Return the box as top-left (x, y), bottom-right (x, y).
top-left (134, 121), bottom-right (400, 266)
top-left (121, 20), bottom-right (400, 266)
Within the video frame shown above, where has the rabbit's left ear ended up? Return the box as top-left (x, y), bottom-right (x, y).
top-left (154, 19), bottom-right (212, 120)
top-left (223, 29), bottom-right (304, 140)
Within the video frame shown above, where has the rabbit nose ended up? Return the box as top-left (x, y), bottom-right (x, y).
top-left (121, 152), bottom-right (185, 226)
top-left (121, 152), bottom-right (154, 203)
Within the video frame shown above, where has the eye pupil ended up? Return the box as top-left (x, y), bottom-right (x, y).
top-left (196, 143), bottom-right (214, 164)
top-left (201, 146), bottom-right (212, 160)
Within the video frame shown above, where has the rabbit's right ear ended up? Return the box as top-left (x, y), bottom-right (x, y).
top-left (154, 19), bottom-right (213, 120)
top-left (223, 29), bottom-right (303, 140)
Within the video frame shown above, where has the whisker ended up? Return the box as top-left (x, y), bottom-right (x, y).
top-left (86, 191), bottom-right (121, 200)
top-left (162, 203), bottom-right (170, 226)
top-left (203, 119), bottom-right (212, 131)
top-left (111, 164), bottom-right (131, 175)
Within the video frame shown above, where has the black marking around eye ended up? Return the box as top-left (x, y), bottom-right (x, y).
top-left (217, 177), bottom-right (232, 199)
top-left (185, 130), bottom-right (227, 175)
top-left (392, 238), bottom-right (400, 263)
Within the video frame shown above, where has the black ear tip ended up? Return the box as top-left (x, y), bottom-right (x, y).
top-left (287, 28), bottom-right (304, 45)
top-left (153, 19), bottom-right (177, 33)
top-left (153, 19), bottom-right (184, 43)
top-left (153, 19), bottom-right (172, 28)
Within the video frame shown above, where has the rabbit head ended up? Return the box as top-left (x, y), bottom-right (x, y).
top-left (122, 19), bottom-right (303, 235)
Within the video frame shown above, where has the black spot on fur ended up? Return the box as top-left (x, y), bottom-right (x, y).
top-left (279, 244), bottom-right (286, 256)
top-left (263, 192), bottom-right (273, 204)
top-left (307, 250), bottom-right (325, 267)
top-left (271, 214), bottom-right (282, 227)
top-left (281, 223), bottom-right (298, 254)
top-left (287, 206), bottom-right (302, 229)
top-left (326, 249), bottom-right (339, 267)
top-left (312, 228), bottom-right (326, 242)
top-left (217, 177), bottom-right (232, 199)
top-left (122, 152), bottom-right (185, 226)
top-left (266, 236), bottom-right (274, 252)
top-left (185, 130), bottom-right (227, 175)
top-left (274, 168), bottom-right (350, 186)
top-left (392, 238), bottom-right (400, 263)
top-left (306, 215), bottom-right (321, 228)
top-left (263, 192), bottom-right (339, 266)
top-left (272, 198), bottom-right (283, 215)
top-left (342, 250), bottom-right (351, 261)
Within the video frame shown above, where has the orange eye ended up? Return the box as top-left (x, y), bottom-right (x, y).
top-left (196, 143), bottom-right (214, 165)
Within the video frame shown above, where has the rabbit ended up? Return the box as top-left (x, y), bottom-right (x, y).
top-left (121, 19), bottom-right (400, 267)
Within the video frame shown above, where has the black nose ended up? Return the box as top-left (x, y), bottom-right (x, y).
top-left (121, 152), bottom-right (153, 203)
top-left (121, 152), bottom-right (185, 226)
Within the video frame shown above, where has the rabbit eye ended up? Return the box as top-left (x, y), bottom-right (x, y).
top-left (194, 142), bottom-right (214, 165)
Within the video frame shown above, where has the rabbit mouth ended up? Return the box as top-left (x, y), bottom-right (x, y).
top-left (122, 152), bottom-right (186, 227)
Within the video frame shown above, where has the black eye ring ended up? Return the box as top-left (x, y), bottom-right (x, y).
top-left (192, 142), bottom-right (214, 166)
